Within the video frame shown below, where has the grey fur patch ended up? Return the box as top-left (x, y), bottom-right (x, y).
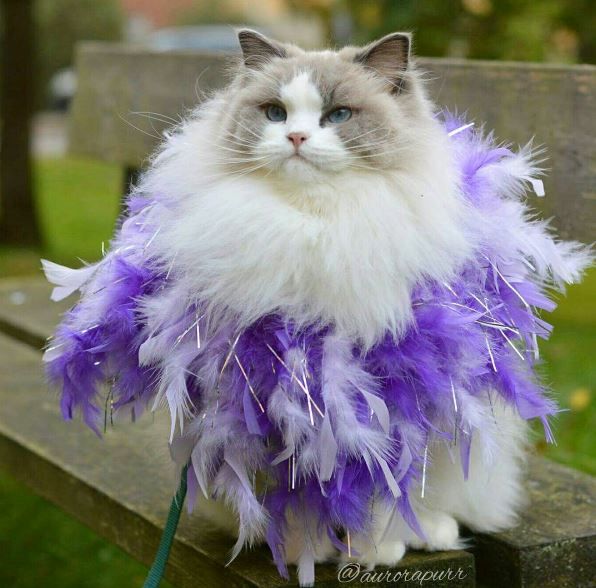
top-left (354, 32), bottom-right (411, 93)
top-left (238, 29), bottom-right (287, 69)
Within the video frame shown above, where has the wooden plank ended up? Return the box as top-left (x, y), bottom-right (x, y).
top-left (69, 44), bottom-right (230, 170)
top-left (423, 59), bottom-right (596, 244)
top-left (0, 277), bottom-right (70, 349)
top-left (0, 285), bottom-right (475, 587)
top-left (69, 43), bottom-right (595, 242)
top-left (472, 457), bottom-right (596, 587)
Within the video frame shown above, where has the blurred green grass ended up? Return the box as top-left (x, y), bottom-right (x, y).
top-left (0, 157), bottom-right (122, 276)
top-left (0, 156), bottom-right (593, 587)
top-left (534, 271), bottom-right (596, 474)
top-left (0, 472), bottom-right (158, 588)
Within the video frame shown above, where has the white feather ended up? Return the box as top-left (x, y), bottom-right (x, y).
top-left (41, 259), bottom-right (99, 301)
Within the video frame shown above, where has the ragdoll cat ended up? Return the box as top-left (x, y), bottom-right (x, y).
top-left (43, 30), bottom-right (592, 586)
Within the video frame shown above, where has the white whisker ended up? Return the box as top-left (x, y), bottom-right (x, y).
top-left (343, 127), bottom-right (389, 144)
top-left (129, 111), bottom-right (179, 125)
top-left (118, 112), bottom-right (162, 141)
top-left (224, 112), bottom-right (262, 141)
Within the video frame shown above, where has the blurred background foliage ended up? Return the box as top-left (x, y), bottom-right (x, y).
top-left (0, 0), bottom-right (124, 107)
top-left (5, 0), bottom-right (593, 108)
top-left (342, 0), bottom-right (596, 62)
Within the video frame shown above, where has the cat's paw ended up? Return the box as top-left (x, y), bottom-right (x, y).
top-left (410, 512), bottom-right (460, 551)
top-left (341, 538), bottom-right (406, 570)
top-left (285, 533), bottom-right (337, 588)
top-left (284, 532), bottom-right (337, 565)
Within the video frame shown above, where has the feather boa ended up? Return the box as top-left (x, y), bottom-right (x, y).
top-left (43, 117), bottom-right (592, 581)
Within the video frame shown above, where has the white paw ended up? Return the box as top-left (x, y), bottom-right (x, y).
top-left (373, 540), bottom-right (407, 567)
top-left (313, 536), bottom-right (338, 563)
top-left (342, 538), bottom-right (406, 569)
top-left (284, 532), bottom-right (337, 565)
top-left (410, 512), bottom-right (460, 551)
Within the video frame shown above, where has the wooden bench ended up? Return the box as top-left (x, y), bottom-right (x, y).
top-left (0, 43), bottom-right (595, 587)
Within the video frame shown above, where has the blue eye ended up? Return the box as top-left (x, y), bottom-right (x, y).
top-left (265, 104), bottom-right (287, 122)
top-left (327, 107), bottom-right (352, 123)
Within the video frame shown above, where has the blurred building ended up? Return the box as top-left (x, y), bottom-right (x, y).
top-left (121, 0), bottom-right (196, 28)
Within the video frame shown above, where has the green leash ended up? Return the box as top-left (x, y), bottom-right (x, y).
top-left (143, 463), bottom-right (189, 588)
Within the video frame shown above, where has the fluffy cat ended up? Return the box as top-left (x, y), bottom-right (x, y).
top-left (141, 31), bottom-right (522, 568)
top-left (44, 30), bottom-right (592, 586)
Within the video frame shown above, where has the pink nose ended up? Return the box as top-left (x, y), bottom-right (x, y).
top-left (287, 132), bottom-right (308, 150)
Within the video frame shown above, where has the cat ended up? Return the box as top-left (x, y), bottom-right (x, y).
top-left (140, 29), bottom-right (525, 576)
top-left (44, 29), bottom-right (591, 586)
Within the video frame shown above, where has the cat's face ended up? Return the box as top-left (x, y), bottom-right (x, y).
top-left (218, 31), bottom-right (429, 184)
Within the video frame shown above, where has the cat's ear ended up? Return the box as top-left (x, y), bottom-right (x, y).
top-left (354, 32), bottom-right (411, 92)
top-left (237, 29), bottom-right (287, 69)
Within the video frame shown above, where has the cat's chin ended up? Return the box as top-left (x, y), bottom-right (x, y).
top-left (277, 154), bottom-right (334, 183)
top-left (282, 154), bottom-right (319, 174)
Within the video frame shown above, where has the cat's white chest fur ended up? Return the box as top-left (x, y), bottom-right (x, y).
top-left (152, 142), bottom-right (470, 346)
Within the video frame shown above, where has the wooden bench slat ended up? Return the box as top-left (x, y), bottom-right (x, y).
top-left (0, 277), bottom-right (69, 349)
top-left (70, 43), bottom-right (596, 243)
top-left (473, 457), bottom-right (596, 587)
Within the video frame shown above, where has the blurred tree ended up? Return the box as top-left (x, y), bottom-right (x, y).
top-left (35, 0), bottom-right (123, 106)
top-left (558, 0), bottom-right (596, 63)
top-left (0, 0), bottom-right (40, 247)
top-left (342, 0), bottom-right (594, 63)
top-left (287, 0), bottom-right (335, 41)
top-left (0, 0), bottom-right (123, 248)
